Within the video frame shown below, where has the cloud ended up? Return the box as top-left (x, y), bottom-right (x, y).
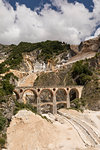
top-left (0, 0), bottom-right (100, 45)
top-left (85, 27), bottom-right (100, 41)
top-left (95, 28), bottom-right (100, 36)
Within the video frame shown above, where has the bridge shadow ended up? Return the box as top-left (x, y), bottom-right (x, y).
top-left (41, 104), bottom-right (53, 114)
top-left (69, 88), bottom-right (79, 101)
top-left (22, 89), bottom-right (37, 105)
top-left (56, 88), bottom-right (67, 102)
top-left (40, 89), bottom-right (53, 103)
top-left (57, 102), bottom-right (67, 110)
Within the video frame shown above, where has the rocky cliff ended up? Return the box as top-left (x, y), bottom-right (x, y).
top-left (79, 36), bottom-right (100, 53)
top-left (1, 37), bottom-right (100, 78)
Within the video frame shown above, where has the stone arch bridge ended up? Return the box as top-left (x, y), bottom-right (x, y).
top-left (14, 86), bottom-right (83, 115)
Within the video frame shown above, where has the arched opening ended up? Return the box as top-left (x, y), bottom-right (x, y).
top-left (56, 89), bottom-right (67, 102)
top-left (20, 89), bottom-right (23, 93)
top-left (41, 104), bottom-right (53, 114)
top-left (23, 89), bottom-right (37, 105)
top-left (69, 88), bottom-right (79, 101)
top-left (57, 102), bottom-right (67, 111)
top-left (13, 90), bottom-right (20, 100)
top-left (40, 89), bottom-right (53, 103)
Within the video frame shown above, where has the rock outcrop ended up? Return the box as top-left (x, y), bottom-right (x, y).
top-left (7, 109), bottom-right (100, 150)
top-left (7, 110), bottom-right (86, 150)
top-left (79, 36), bottom-right (100, 53)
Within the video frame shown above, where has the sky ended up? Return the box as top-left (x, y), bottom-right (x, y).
top-left (0, 0), bottom-right (100, 45)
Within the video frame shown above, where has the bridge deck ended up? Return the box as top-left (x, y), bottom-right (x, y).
top-left (16, 85), bottom-right (83, 89)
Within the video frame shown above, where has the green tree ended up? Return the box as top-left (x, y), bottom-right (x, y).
top-left (72, 61), bottom-right (92, 85)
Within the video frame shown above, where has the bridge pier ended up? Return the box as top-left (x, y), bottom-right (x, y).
top-left (53, 92), bottom-right (57, 115)
top-left (67, 92), bottom-right (70, 108)
top-left (37, 95), bottom-right (41, 114)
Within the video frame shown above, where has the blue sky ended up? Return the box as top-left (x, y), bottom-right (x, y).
top-left (7, 0), bottom-right (94, 12)
top-left (0, 0), bottom-right (100, 45)
top-left (68, 0), bottom-right (94, 11)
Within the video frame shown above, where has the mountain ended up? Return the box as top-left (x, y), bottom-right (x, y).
top-left (0, 36), bottom-right (100, 149)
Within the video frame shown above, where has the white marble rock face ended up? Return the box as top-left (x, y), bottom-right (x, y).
top-left (34, 61), bottom-right (46, 72)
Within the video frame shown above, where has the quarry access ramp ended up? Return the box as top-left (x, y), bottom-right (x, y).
top-left (60, 52), bottom-right (96, 68)
top-left (18, 73), bottom-right (37, 87)
top-left (58, 111), bottom-right (100, 147)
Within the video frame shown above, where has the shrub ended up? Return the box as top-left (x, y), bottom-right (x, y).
top-left (0, 113), bottom-right (6, 131)
top-left (3, 72), bottom-right (18, 81)
top-left (1, 73), bottom-right (17, 95)
top-left (0, 63), bottom-right (9, 74)
top-left (0, 98), bottom-right (6, 104)
top-left (71, 98), bottom-right (86, 111)
top-left (72, 61), bottom-right (93, 85)
top-left (0, 137), bottom-right (6, 148)
top-left (76, 74), bottom-right (92, 85)
top-left (2, 80), bottom-right (14, 95)
top-left (13, 101), bottom-right (37, 115)
top-left (0, 88), bottom-right (5, 97)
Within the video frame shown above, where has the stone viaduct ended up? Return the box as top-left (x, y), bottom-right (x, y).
top-left (14, 86), bottom-right (83, 115)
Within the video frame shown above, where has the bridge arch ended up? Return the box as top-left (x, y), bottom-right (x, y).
top-left (69, 88), bottom-right (79, 101)
top-left (56, 88), bottom-right (67, 102)
top-left (22, 89), bottom-right (37, 104)
top-left (40, 89), bottom-right (53, 103)
top-left (13, 90), bottom-right (20, 100)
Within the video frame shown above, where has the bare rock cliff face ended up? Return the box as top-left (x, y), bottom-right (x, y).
top-left (79, 36), bottom-right (100, 53)
top-left (19, 51), bottom-right (39, 72)
top-left (18, 50), bottom-right (73, 73)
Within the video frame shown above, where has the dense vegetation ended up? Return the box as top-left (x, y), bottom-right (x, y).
top-left (0, 73), bottom-right (17, 97)
top-left (0, 40), bottom-right (70, 73)
top-left (0, 112), bottom-right (6, 148)
top-left (37, 40), bottom-right (70, 61)
top-left (0, 113), bottom-right (6, 132)
top-left (0, 73), bottom-right (18, 148)
top-left (71, 60), bottom-right (93, 85)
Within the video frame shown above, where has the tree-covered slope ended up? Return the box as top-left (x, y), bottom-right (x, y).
top-left (0, 40), bottom-right (71, 73)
